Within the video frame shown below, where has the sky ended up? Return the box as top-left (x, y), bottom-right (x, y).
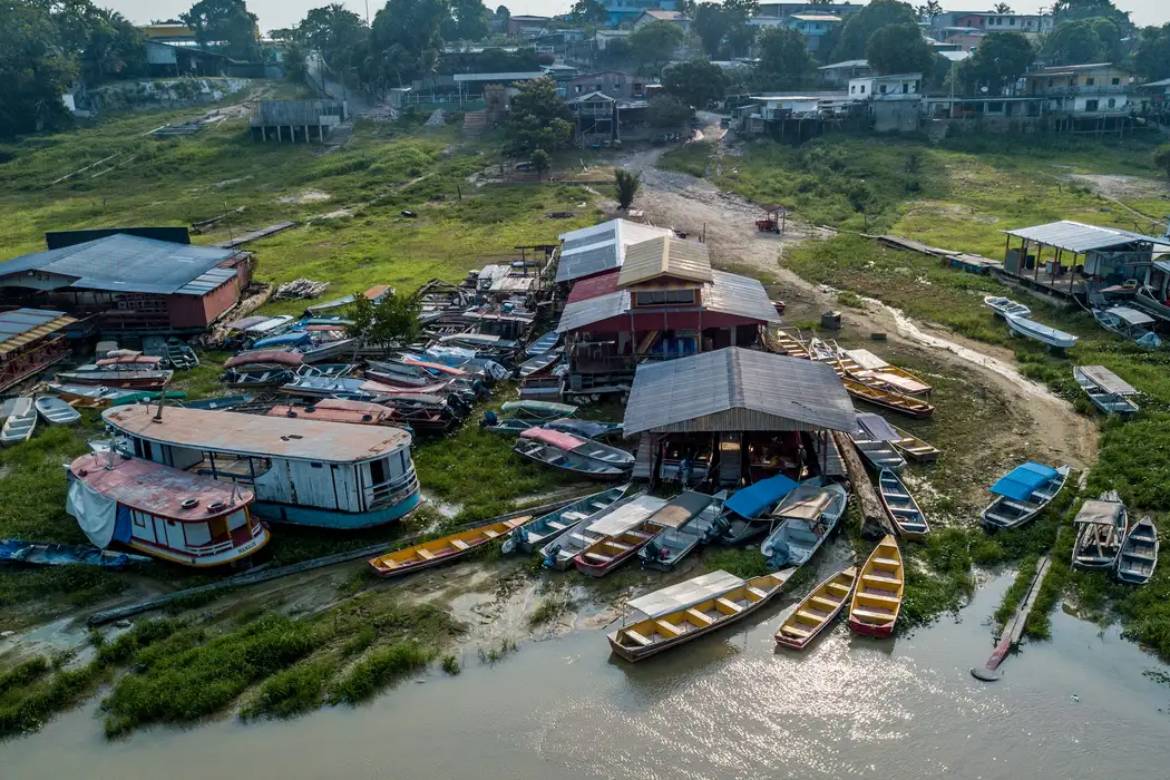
top-left (106, 0), bottom-right (1168, 35)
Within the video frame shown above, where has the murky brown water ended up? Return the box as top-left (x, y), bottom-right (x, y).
top-left (4, 569), bottom-right (1167, 780)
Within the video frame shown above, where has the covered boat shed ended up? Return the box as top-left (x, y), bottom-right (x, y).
top-left (555, 218), bottom-right (674, 285)
top-left (0, 308), bottom-right (77, 392)
top-left (623, 347), bottom-right (855, 487)
top-left (1000, 220), bottom-right (1165, 299)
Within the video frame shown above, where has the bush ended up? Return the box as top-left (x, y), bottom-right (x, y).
top-left (243, 662), bottom-right (332, 720)
top-left (1156, 145), bottom-right (1170, 178)
top-left (331, 642), bottom-right (433, 704)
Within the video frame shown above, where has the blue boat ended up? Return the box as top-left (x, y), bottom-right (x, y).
top-left (981, 461), bottom-right (1070, 530)
top-left (545, 417), bottom-right (623, 441)
top-left (0, 539), bottom-right (149, 570)
top-left (251, 331), bottom-right (312, 350)
top-left (760, 480), bottom-right (849, 568)
top-left (639, 491), bottom-right (725, 571)
top-left (500, 486), bottom-right (629, 554)
top-left (709, 474), bottom-right (799, 545)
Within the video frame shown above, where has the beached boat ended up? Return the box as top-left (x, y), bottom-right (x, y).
top-left (1071, 492), bottom-right (1127, 570)
top-left (1073, 365), bottom-right (1139, 417)
top-left (775, 565), bottom-right (858, 650)
top-left (501, 486), bottom-right (630, 554)
top-left (540, 494), bottom-right (667, 570)
top-left (760, 480), bottom-right (848, 567)
top-left (607, 569), bottom-right (791, 662)
top-left (1093, 306), bottom-right (1161, 348)
top-left (984, 295), bottom-right (1032, 319)
top-left (57, 365), bottom-right (173, 390)
top-left (35, 395), bottom-right (80, 425)
top-left (513, 428), bottom-right (633, 479)
top-left (103, 405), bottom-right (421, 529)
top-left (877, 469), bottom-right (930, 540)
top-left (67, 452), bottom-right (269, 567)
top-left (849, 425), bottom-right (907, 472)
top-left (0, 539), bottom-right (149, 570)
top-left (889, 424), bottom-right (940, 462)
top-left (1004, 313), bottom-right (1078, 350)
top-left (1116, 515), bottom-right (1158, 585)
top-left (526, 330), bottom-right (560, 357)
top-left (835, 346), bottom-right (933, 397)
top-left (573, 522), bottom-right (659, 577)
top-left (763, 327), bottom-right (812, 359)
top-left (368, 514), bottom-right (533, 577)
top-left (47, 383), bottom-right (126, 405)
top-left (545, 417), bottom-right (623, 441)
top-left (180, 395), bottom-right (253, 411)
top-left (709, 474), bottom-right (799, 545)
top-left (981, 461), bottom-right (1070, 530)
top-left (639, 491), bottom-right (726, 571)
top-left (1, 397), bottom-right (37, 446)
top-left (842, 377), bottom-right (935, 418)
top-left (847, 535), bottom-right (904, 638)
top-left (1133, 285), bottom-right (1170, 322)
top-left (500, 400), bottom-right (578, 420)
top-left (517, 350), bottom-right (561, 379)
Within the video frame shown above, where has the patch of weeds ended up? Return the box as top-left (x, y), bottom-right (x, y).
top-left (242, 661), bottom-right (333, 720)
top-left (478, 637), bottom-right (517, 664)
top-left (441, 654), bottom-right (461, 675)
top-left (0, 661), bottom-right (105, 738)
top-left (836, 290), bottom-right (865, 309)
top-left (341, 626), bottom-right (377, 657)
top-left (331, 641), bottom-right (433, 704)
top-left (703, 547), bottom-right (771, 579)
top-left (95, 618), bottom-right (185, 666)
top-left (993, 555), bottom-right (1039, 628)
top-left (527, 594), bottom-right (570, 628)
top-left (0, 657), bottom-right (50, 696)
top-left (901, 528), bottom-right (976, 629)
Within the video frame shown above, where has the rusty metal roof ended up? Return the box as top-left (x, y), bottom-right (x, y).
top-left (103, 405), bottom-right (412, 463)
top-left (0, 308), bottom-right (76, 356)
top-left (71, 452), bottom-right (252, 519)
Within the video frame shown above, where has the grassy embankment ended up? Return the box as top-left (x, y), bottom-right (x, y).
top-left (0, 96), bottom-right (607, 731)
top-left (665, 133), bottom-right (1170, 655)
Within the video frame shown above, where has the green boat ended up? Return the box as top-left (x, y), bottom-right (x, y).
top-left (500, 400), bottom-right (578, 420)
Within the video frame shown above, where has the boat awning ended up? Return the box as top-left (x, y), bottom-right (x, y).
top-left (990, 462), bottom-right (1058, 500)
top-left (844, 348), bottom-right (889, 371)
top-left (870, 371), bottom-right (930, 395)
top-left (519, 427), bottom-right (583, 451)
top-left (626, 570), bottom-right (744, 618)
top-left (1003, 221), bottom-right (1164, 253)
top-left (856, 412), bottom-right (899, 442)
top-left (725, 474), bottom-right (798, 520)
top-left (777, 486), bottom-right (834, 521)
top-left (642, 490), bottom-right (713, 529)
top-left (1079, 365), bottom-right (1136, 396)
top-left (1106, 306), bottom-right (1154, 326)
top-left (588, 495), bottom-right (668, 536)
top-left (1073, 498), bottom-right (1123, 527)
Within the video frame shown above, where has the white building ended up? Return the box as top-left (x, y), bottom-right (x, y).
top-left (848, 73), bottom-right (922, 101)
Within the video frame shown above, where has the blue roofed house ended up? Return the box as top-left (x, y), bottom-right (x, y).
top-left (602, 0), bottom-right (680, 28)
top-left (784, 13), bottom-right (842, 53)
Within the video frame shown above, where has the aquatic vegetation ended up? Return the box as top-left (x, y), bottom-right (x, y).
top-left (527, 594), bottom-right (571, 628)
top-left (703, 548), bottom-right (772, 579)
top-left (331, 642), bottom-right (433, 704)
top-left (477, 637), bottom-right (518, 664)
top-left (243, 662), bottom-right (334, 720)
top-left (441, 654), bottom-right (461, 675)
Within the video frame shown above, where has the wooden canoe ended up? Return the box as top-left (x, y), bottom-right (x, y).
top-left (877, 469), bottom-right (930, 540)
top-left (847, 535), bottom-right (904, 638)
top-left (368, 515), bottom-right (531, 577)
top-left (573, 521), bottom-right (658, 577)
top-left (842, 377), bottom-right (935, 418)
top-left (607, 571), bottom-right (789, 662)
top-left (775, 566), bottom-right (858, 649)
top-left (1116, 515), bottom-right (1158, 585)
top-left (889, 425), bottom-right (940, 462)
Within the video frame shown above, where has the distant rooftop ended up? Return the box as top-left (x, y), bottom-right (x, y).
top-left (0, 308), bottom-right (76, 357)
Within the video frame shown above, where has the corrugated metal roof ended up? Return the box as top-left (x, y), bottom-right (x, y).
top-left (556, 289), bottom-right (630, 332)
top-left (1079, 365), bottom-right (1136, 396)
top-left (0, 308), bottom-right (76, 356)
top-left (618, 236), bottom-right (713, 287)
top-left (555, 219), bottom-right (674, 284)
top-left (0, 234), bottom-right (237, 295)
top-left (1004, 221), bottom-right (1162, 253)
top-left (103, 405), bottom-right (412, 463)
top-left (451, 71), bottom-right (545, 82)
top-left (176, 267), bottom-right (237, 295)
top-left (623, 348), bottom-right (855, 436)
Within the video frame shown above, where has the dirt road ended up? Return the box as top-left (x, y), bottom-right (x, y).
top-left (612, 123), bottom-right (1098, 473)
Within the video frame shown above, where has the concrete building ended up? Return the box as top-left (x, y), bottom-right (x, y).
top-left (1025, 63), bottom-right (1136, 116)
top-left (848, 73), bottom-right (922, 101)
top-left (0, 232), bottom-right (253, 335)
top-left (567, 71), bottom-right (650, 100)
top-left (818, 59), bottom-right (872, 86)
top-left (250, 99), bottom-right (347, 143)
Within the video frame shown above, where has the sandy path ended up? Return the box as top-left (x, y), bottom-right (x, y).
top-left (615, 121), bottom-right (1098, 471)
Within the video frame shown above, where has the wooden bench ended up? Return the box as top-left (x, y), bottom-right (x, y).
top-left (781, 624), bottom-right (810, 638)
top-left (482, 529), bottom-right (500, 539)
top-left (416, 548), bottom-right (436, 560)
top-left (656, 620), bottom-right (683, 637)
top-left (851, 607), bottom-right (894, 621)
top-left (864, 573), bottom-right (902, 586)
top-left (624, 629), bottom-right (653, 646)
top-left (450, 539), bottom-right (470, 551)
top-left (746, 586), bottom-right (769, 599)
top-left (872, 557), bottom-right (901, 567)
top-left (686, 608), bottom-right (713, 626)
top-left (810, 596), bottom-right (840, 610)
top-left (859, 591), bottom-right (901, 605)
top-left (716, 597), bottom-right (743, 613)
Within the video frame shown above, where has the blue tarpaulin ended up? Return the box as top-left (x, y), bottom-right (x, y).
top-left (252, 332), bottom-right (311, 349)
top-left (725, 474), bottom-right (799, 520)
top-left (990, 462), bottom-right (1058, 501)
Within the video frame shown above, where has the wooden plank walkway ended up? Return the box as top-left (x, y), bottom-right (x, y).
top-left (215, 220), bottom-right (299, 248)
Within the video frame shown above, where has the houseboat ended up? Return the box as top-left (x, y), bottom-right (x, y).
top-left (67, 452), bottom-right (268, 567)
top-left (101, 405), bottom-right (421, 529)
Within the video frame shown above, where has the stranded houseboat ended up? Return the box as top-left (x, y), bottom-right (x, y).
top-left (67, 452), bottom-right (268, 567)
top-left (102, 405), bottom-right (421, 529)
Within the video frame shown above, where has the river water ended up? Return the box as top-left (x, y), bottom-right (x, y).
top-left (4, 571), bottom-right (1167, 779)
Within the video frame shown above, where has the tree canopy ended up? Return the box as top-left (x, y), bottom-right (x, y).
top-left (755, 27), bottom-right (813, 90)
top-left (442, 0), bottom-right (490, 41)
top-left (833, 0), bottom-right (917, 60)
top-left (627, 20), bottom-right (684, 73)
top-left (959, 32), bottom-right (1034, 95)
top-left (505, 77), bottom-right (573, 157)
top-left (1041, 17), bottom-right (1122, 65)
top-left (692, 0), bottom-right (756, 58)
top-left (181, 0), bottom-right (260, 60)
top-left (1134, 23), bottom-right (1170, 82)
top-left (865, 23), bottom-right (933, 76)
top-left (646, 95), bottom-right (692, 128)
top-left (296, 4), bottom-right (369, 74)
top-left (369, 0), bottom-right (448, 87)
top-left (661, 59), bottom-right (728, 108)
top-left (570, 0), bottom-right (606, 25)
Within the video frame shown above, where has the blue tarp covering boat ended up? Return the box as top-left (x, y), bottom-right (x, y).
top-left (0, 539), bottom-right (148, 569)
top-left (252, 332), bottom-right (312, 350)
top-left (724, 474), bottom-right (799, 520)
top-left (990, 462), bottom-right (1060, 501)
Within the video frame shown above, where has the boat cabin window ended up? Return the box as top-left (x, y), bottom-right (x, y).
top-left (369, 457), bottom-right (388, 486)
top-left (227, 509), bottom-right (248, 531)
top-left (133, 438), bottom-right (154, 461)
top-left (184, 521), bottom-right (211, 548)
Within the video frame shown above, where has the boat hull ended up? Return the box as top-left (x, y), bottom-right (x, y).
top-left (574, 546), bottom-right (643, 577)
top-left (255, 490), bottom-right (421, 529)
top-left (125, 525), bottom-right (270, 568)
top-left (846, 617), bottom-right (895, 638)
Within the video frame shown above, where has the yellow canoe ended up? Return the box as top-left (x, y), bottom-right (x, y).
top-left (847, 535), bottom-right (904, 638)
top-left (369, 515), bottom-right (531, 577)
top-left (890, 426), bottom-right (940, 462)
top-left (607, 571), bottom-right (788, 662)
top-left (841, 377), bottom-right (935, 418)
top-left (775, 565), bottom-right (857, 650)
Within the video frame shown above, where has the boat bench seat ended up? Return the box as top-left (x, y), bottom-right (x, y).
top-left (827, 582), bottom-right (852, 593)
top-left (810, 596), bottom-right (840, 610)
top-left (796, 609), bottom-right (826, 623)
top-left (562, 512), bottom-right (587, 521)
top-left (482, 529), bottom-right (500, 539)
top-left (872, 557), bottom-right (900, 567)
top-left (450, 539), bottom-right (470, 551)
top-left (716, 597), bottom-right (743, 613)
top-left (584, 552), bottom-right (613, 564)
top-left (416, 549), bottom-right (436, 560)
top-left (851, 607), bottom-right (894, 621)
top-left (864, 574), bottom-right (902, 586)
top-left (546, 521), bottom-right (567, 530)
top-left (656, 620), bottom-right (683, 637)
top-left (605, 540), bottom-right (632, 552)
top-left (1001, 500), bottom-right (1035, 513)
top-left (781, 624), bottom-right (810, 638)
top-left (858, 591), bottom-right (900, 605)
top-left (686, 608), bottom-right (714, 625)
top-left (624, 629), bottom-right (653, 647)
top-left (746, 586), bottom-right (769, 599)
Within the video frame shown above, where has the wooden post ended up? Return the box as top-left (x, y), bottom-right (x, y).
top-left (831, 430), bottom-right (894, 539)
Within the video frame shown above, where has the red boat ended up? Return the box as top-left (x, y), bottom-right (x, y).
top-left (572, 520), bottom-right (658, 577)
top-left (846, 535), bottom-right (904, 638)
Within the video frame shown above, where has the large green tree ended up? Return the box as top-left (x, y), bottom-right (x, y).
top-left (506, 77), bottom-right (573, 156)
top-left (0, 0), bottom-right (76, 138)
top-left (866, 23), bottom-right (933, 75)
top-left (721, 0), bottom-right (758, 57)
top-left (181, 0), bottom-right (259, 60)
top-left (1042, 17), bottom-right (1121, 65)
top-left (692, 2), bottom-right (729, 58)
top-left (627, 20), bottom-right (684, 73)
top-left (443, 0), bottom-right (490, 41)
top-left (833, 0), bottom-right (917, 60)
top-left (661, 59), bottom-right (728, 107)
top-left (297, 4), bottom-right (369, 74)
top-left (369, 0), bottom-right (449, 87)
top-left (1052, 0), bottom-right (1130, 30)
top-left (569, 0), bottom-right (606, 25)
top-left (959, 32), bottom-right (1033, 95)
top-left (755, 27), bottom-right (813, 90)
top-left (1135, 24), bottom-right (1170, 82)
